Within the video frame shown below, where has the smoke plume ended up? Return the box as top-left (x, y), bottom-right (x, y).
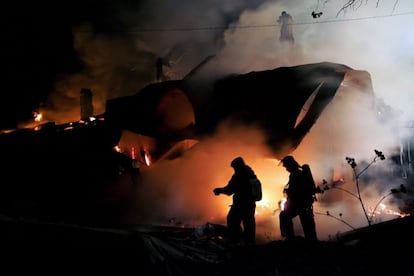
top-left (36, 0), bottom-right (414, 241)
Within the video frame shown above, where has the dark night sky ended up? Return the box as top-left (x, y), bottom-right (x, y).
top-left (0, 0), bottom-right (413, 243)
top-left (1, 1), bottom-right (133, 128)
top-left (2, 0), bottom-right (413, 130)
top-left (1, 0), bottom-right (275, 129)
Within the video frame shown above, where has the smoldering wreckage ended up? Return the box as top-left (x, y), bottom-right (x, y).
top-left (0, 61), bottom-right (413, 275)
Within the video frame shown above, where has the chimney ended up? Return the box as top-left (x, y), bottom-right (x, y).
top-left (156, 58), bottom-right (164, 81)
top-left (80, 88), bottom-right (94, 120)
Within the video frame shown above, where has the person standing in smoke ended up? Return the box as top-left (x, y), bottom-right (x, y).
top-left (213, 157), bottom-right (259, 246)
top-left (277, 11), bottom-right (295, 45)
top-left (279, 155), bottom-right (318, 241)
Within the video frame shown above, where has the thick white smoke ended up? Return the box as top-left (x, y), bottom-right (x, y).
top-left (37, 0), bottom-right (414, 241)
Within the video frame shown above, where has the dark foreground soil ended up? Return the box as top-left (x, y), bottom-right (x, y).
top-left (0, 214), bottom-right (412, 275)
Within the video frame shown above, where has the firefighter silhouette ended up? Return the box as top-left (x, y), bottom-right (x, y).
top-left (213, 157), bottom-right (259, 245)
top-left (279, 155), bottom-right (318, 241)
top-left (277, 11), bottom-right (295, 45)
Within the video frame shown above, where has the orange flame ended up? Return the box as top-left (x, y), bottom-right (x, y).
top-left (370, 203), bottom-right (410, 219)
top-left (131, 147), bottom-right (136, 159)
top-left (33, 111), bottom-right (43, 122)
top-left (278, 198), bottom-right (287, 211)
top-left (144, 151), bottom-right (151, 166)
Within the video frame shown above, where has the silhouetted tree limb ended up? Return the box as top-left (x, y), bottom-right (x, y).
top-left (318, 0), bottom-right (400, 17)
top-left (315, 211), bottom-right (356, 230)
top-left (318, 150), bottom-right (407, 228)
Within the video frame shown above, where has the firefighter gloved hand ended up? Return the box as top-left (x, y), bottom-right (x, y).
top-left (213, 188), bottom-right (220, 195)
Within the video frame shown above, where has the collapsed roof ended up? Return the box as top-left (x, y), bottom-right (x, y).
top-left (0, 61), bottom-right (375, 222)
top-left (105, 61), bottom-right (374, 160)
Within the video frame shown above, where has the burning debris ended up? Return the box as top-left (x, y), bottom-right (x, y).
top-left (0, 61), bottom-right (413, 276)
top-left (315, 150), bottom-right (410, 230)
top-left (0, 62), bottom-right (412, 246)
top-left (105, 61), bottom-right (373, 161)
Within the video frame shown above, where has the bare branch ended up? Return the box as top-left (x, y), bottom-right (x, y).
top-left (336, 0), bottom-right (368, 17)
top-left (330, 0), bottom-right (400, 17)
top-left (393, 0), bottom-right (399, 13)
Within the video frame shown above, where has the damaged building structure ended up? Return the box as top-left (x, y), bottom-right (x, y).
top-left (0, 61), bottom-right (413, 274)
top-left (0, 63), bottom-right (413, 220)
top-left (0, 61), bottom-right (412, 221)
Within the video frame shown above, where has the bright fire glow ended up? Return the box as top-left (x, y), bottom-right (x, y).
top-left (33, 112), bottom-right (42, 122)
top-left (144, 151), bottom-right (151, 166)
top-left (131, 147), bottom-right (136, 159)
top-left (279, 198), bottom-right (287, 211)
top-left (370, 203), bottom-right (410, 219)
top-left (257, 199), bottom-right (270, 209)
